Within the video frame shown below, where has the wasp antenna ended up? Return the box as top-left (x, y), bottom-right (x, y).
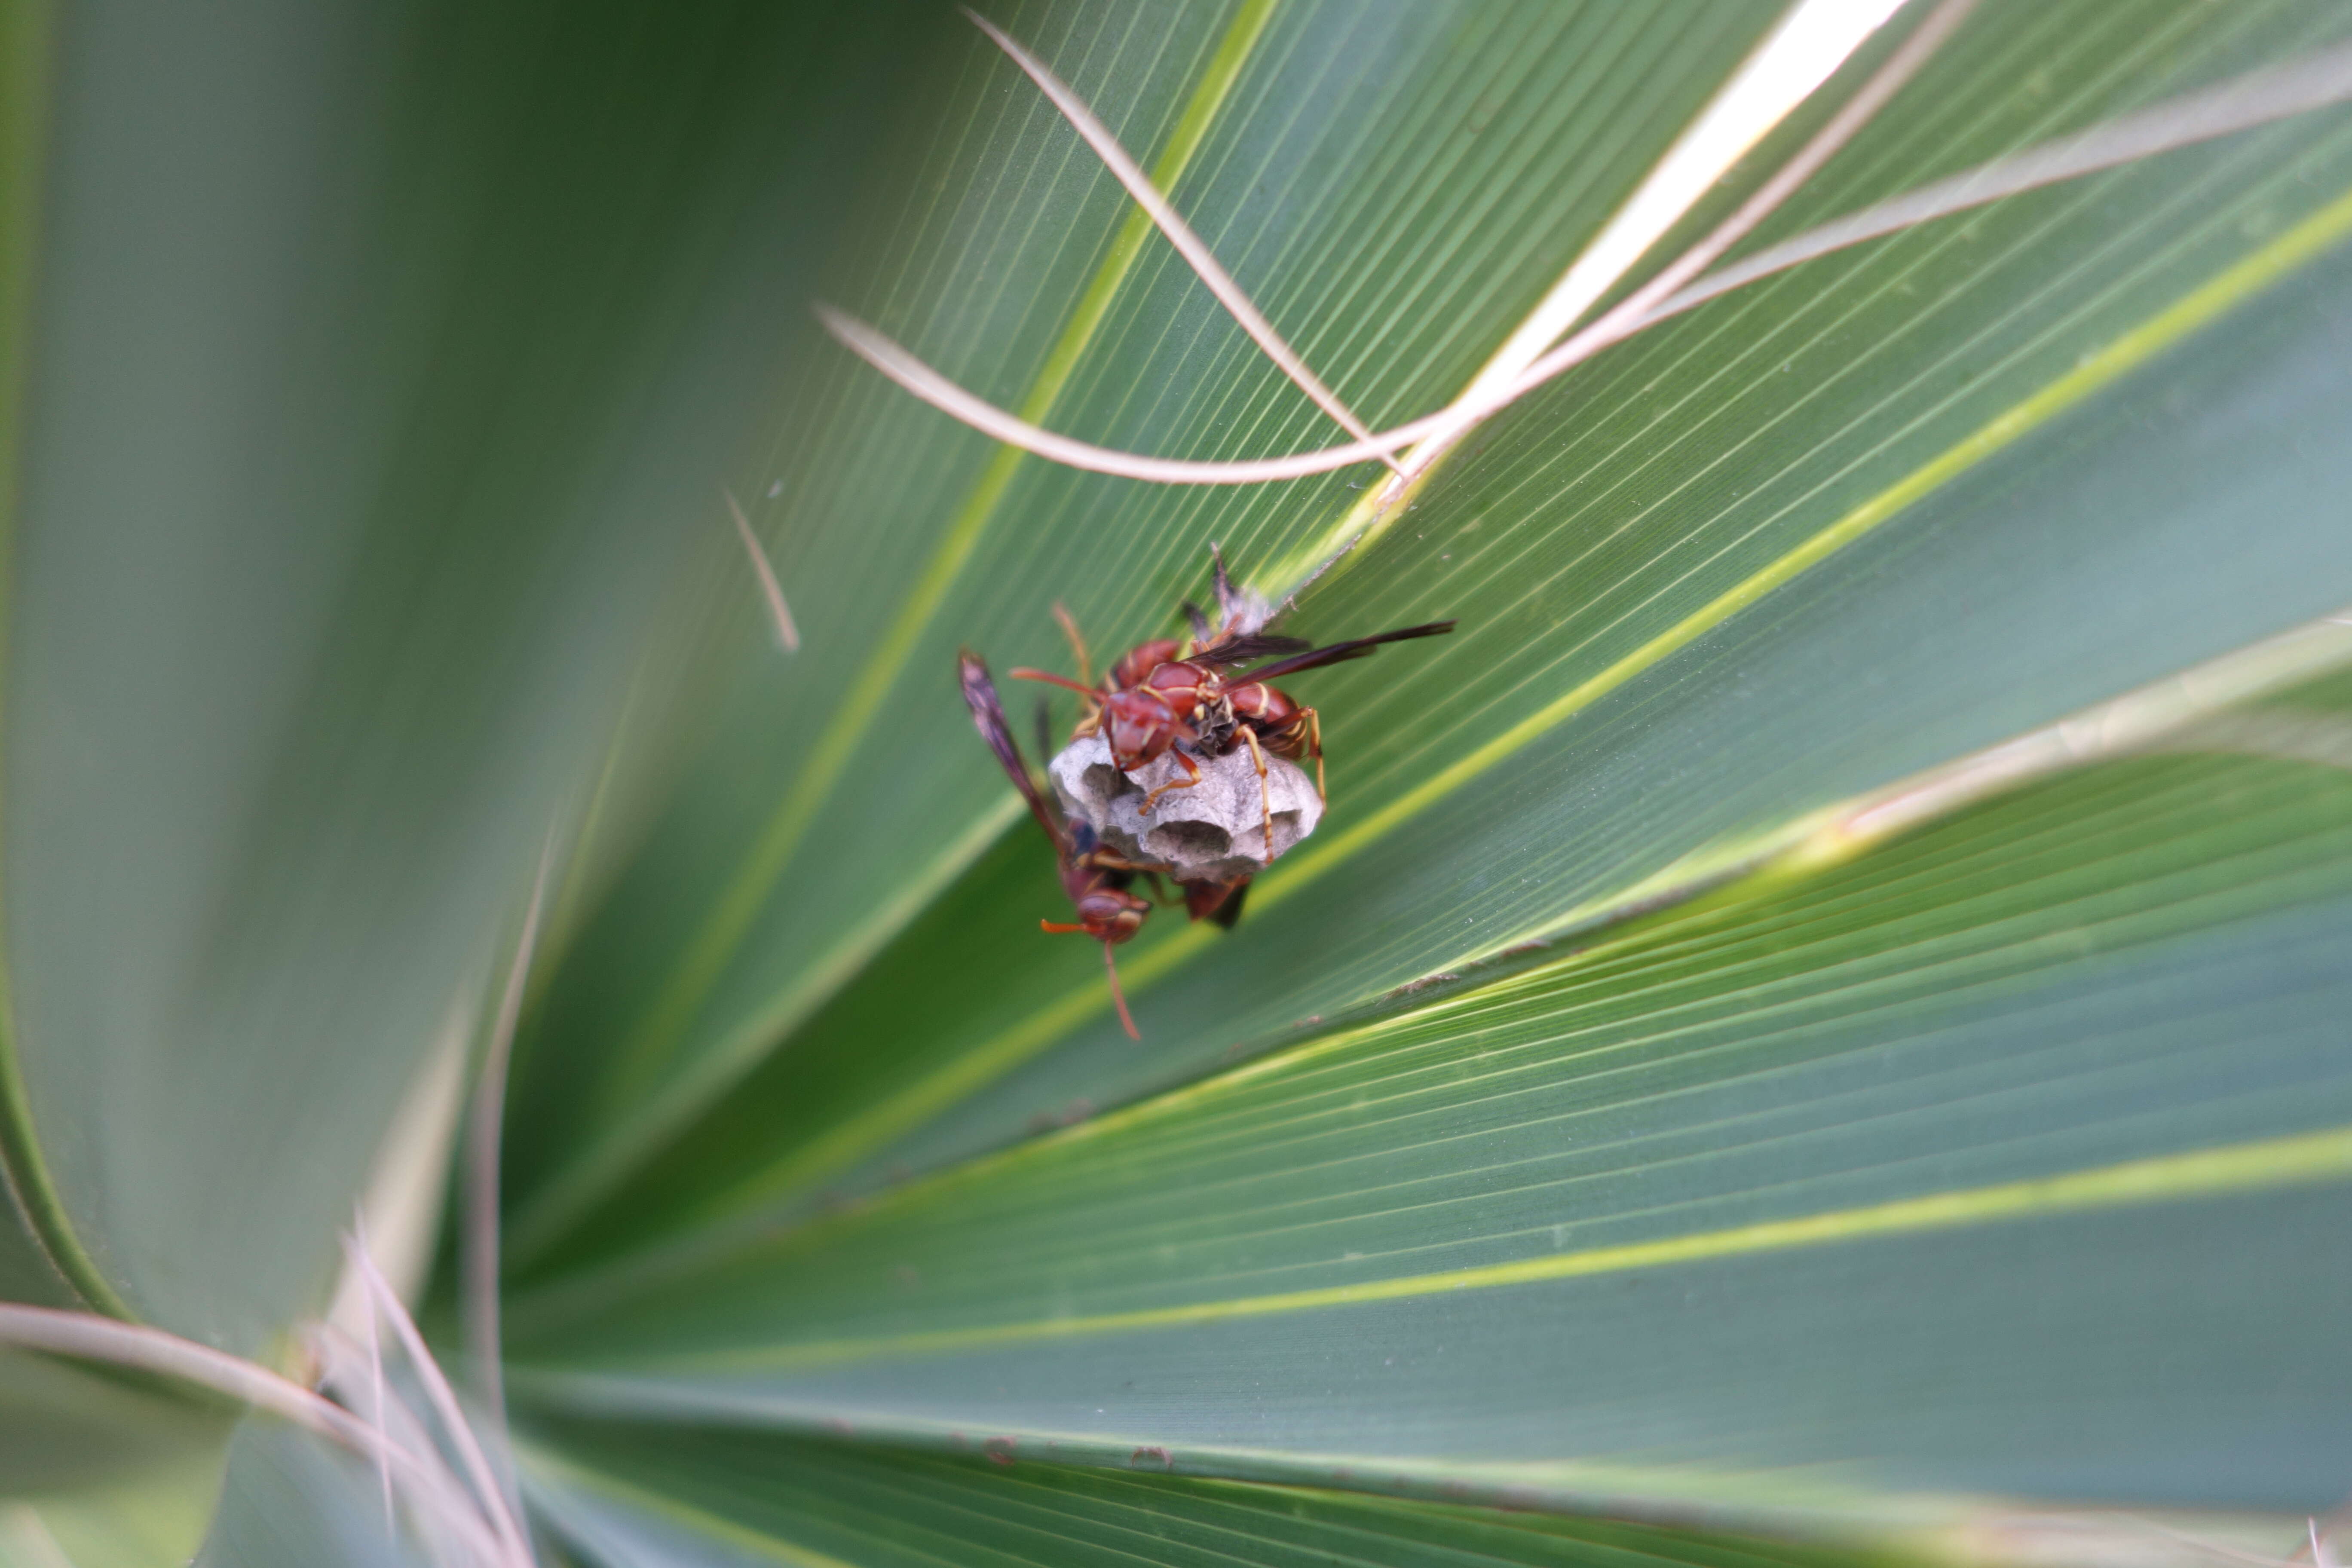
top-left (1102, 943), bottom-right (1141, 1040)
top-left (1051, 601), bottom-right (1092, 685)
top-left (1008, 667), bottom-right (1100, 697)
top-left (1181, 598), bottom-right (1212, 646)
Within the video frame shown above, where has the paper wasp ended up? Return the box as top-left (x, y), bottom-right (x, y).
top-left (1013, 551), bottom-right (1454, 851)
top-left (962, 554), bottom-right (1452, 1038)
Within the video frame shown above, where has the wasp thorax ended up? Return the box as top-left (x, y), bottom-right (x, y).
top-left (1049, 732), bottom-right (1322, 882)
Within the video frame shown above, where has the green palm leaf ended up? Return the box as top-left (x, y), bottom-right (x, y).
top-left (3, 0), bottom-right (2350, 1563)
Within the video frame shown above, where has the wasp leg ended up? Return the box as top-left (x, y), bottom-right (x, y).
top-left (1085, 853), bottom-right (1182, 907)
top-left (1140, 748), bottom-right (1203, 812)
top-left (1102, 941), bottom-right (1140, 1039)
top-left (1304, 706), bottom-right (1324, 802)
top-left (1234, 725), bottom-right (1274, 855)
top-left (1085, 851), bottom-right (1162, 873)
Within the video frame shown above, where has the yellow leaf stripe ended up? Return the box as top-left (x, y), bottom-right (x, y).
top-left (677, 1125), bottom-right (2352, 1372)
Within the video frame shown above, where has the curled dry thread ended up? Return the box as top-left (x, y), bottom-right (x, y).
top-left (819, 6), bottom-right (2352, 539)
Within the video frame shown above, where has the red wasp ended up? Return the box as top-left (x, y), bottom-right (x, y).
top-left (1013, 554), bottom-right (1454, 850)
top-left (958, 649), bottom-right (1163, 1038)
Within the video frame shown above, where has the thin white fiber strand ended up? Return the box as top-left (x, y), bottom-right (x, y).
top-left (361, 1262), bottom-right (393, 1531)
top-left (345, 1235), bottom-right (536, 1567)
top-left (1485, 0), bottom-right (1975, 481)
top-left (812, 304), bottom-right (1350, 480)
top-left (1671, 36), bottom-right (2352, 315)
top-left (817, 40), bottom-right (2352, 487)
top-left (0, 1303), bottom-right (507, 1567)
top-left (1390, 0), bottom-right (1908, 486)
top-left (725, 488), bottom-right (800, 652)
top-left (312, 1323), bottom-right (506, 1568)
top-left (962, 8), bottom-right (1400, 472)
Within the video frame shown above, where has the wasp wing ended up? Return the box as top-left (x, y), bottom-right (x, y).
top-left (1208, 541), bottom-right (1276, 637)
top-left (959, 650), bottom-right (1068, 852)
top-left (1212, 542), bottom-right (1240, 625)
top-left (1182, 876), bottom-right (1249, 928)
top-left (1188, 631), bottom-right (1312, 667)
top-left (1032, 695), bottom-right (1057, 778)
top-left (1237, 619), bottom-right (1456, 683)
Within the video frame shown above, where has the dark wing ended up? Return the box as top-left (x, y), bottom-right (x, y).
top-left (1211, 542), bottom-right (1246, 627)
top-left (1179, 875), bottom-right (1250, 928)
top-left (1237, 619), bottom-right (1456, 683)
top-left (1182, 599), bottom-right (1213, 644)
top-left (1188, 631), bottom-right (1311, 667)
top-left (958, 650), bottom-right (1067, 852)
top-left (1032, 695), bottom-right (1056, 777)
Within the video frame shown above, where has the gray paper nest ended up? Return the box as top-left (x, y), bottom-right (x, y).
top-left (1048, 733), bottom-right (1323, 885)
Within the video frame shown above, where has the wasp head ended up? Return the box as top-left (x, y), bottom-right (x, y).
top-left (1102, 688), bottom-right (1178, 772)
top-left (1074, 885), bottom-right (1149, 944)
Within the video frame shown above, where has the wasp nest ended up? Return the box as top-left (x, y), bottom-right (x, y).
top-left (1048, 734), bottom-right (1323, 883)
